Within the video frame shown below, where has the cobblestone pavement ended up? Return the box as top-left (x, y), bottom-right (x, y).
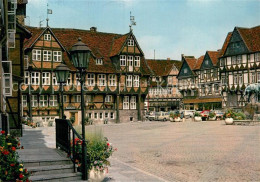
top-left (86, 120), bottom-right (260, 182)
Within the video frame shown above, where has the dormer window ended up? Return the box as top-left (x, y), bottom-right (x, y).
top-left (184, 68), bottom-right (188, 74)
top-left (44, 34), bottom-right (51, 41)
top-left (96, 58), bottom-right (103, 65)
top-left (205, 60), bottom-right (209, 65)
top-left (128, 39), bottom-right (134, 46)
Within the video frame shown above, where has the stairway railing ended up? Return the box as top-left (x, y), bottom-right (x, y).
top-left (55, 119), bottom-right (86, 175)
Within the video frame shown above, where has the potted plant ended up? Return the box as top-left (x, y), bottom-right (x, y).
top-left (224, 109), bottom-right (234, 125)
top-left (194, 112), bottom-right (202, 122)
top-left (173, 112), bottom-right (181, 122)
top-left (169, 112), bottom-right (174, 122)
top-left (209, 112), bottom-right (216, 121)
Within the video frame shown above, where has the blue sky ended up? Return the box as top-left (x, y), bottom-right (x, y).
top-left (26, 0), bottom-right (260, 60)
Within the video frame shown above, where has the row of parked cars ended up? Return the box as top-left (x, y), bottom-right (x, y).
top-left (146, 110), bottom-right (225, 121)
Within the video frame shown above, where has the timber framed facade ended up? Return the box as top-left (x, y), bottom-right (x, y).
top-left (21, 26), bottom-right (151, 125)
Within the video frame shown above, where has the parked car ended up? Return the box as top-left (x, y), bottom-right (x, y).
top-left (214, 110), bottom-right (224, 120)
top-left (200, 110), bottom-right (210, 120)
top-left (183, 110), bottom-right (195, 118)
top-left (155, 112), bottom-right (170, 121)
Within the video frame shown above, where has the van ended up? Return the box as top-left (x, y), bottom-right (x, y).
top-left (155, 112), bottom-right (169, 121)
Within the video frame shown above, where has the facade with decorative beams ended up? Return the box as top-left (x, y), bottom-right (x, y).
top-left (219, 26), bottom-right (260, 108)
top-left (146, 59), bottom-right (182, 112)
top-left (21, 26), bottom-right (151, 125)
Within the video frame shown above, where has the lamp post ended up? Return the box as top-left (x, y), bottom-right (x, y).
top-left (70, 38), bottom-right (91, 180)
top-left (28, 66), bottom-right (33, 123)
top-left (54, 63), bottom-right (70, 119)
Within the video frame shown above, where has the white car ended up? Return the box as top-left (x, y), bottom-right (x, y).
top-left (182, 110), bottom-right (195, 118)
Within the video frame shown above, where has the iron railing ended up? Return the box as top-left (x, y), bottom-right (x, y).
top-left (55, 119), bottom-right (86, 174)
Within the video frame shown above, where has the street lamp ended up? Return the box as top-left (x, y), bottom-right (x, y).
top-left (28, 66), bottom-right (33, 123)
top-left (55, 63), bottom-right (70, 119)
top-left (70, 38), bottom-right (91, 180)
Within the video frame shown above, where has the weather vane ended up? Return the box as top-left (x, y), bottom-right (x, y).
top-left (129, 11), bottom-right (136, 32)
top-left (46, 3), bottom-right (53, 27)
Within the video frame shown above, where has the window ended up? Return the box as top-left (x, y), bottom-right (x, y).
top-left (128, 39), bottom-right (134, 46)
top-left (205, 60), bottom-right (209, 65)
top-left (31, 72), bottom-right (40, 85)
top-left (250, 72), bottom-right (256, 83)
top-left (255, 53), bottom-right (260, 62)
top-left (123, 96), bottom-right (129, 109)
top-left (3, 73), bottom-right (12, 95)
top-left (32, 49), bottom-right (41, 61)
top-left (43, 50), bottom-right (52, 61)
top-left (130, 96), bottom-right (136, 109)
top-left (24, 55), bottom-right (29, 69)
top-left (52, 73), bottom-right (58, 85)
top-left (42, 72), bottom-right (50, 85)
top-left (32, 95), bottom-right (38, 107)
top-left (184, 68), bottom-right (187, 74)
top-left (134, 56), bottom-right (140, 67)
top-left (109, 74), bottom-right (116, 86)
top-left (133, 75), bottom-right (139, 87)
top-left (98, 74), bottom-right (106, 86)
top-left (49, 95), bottom-right (58, 106)
top-left (74, 95), bottom-right (81, 102)
top-left (99, 113), bottom-right (103, 120)
top-left (237, 55), bottom-right (242, 64)
top-left (232, 56), bottom-right (237, 65)
top-left (94, 113), bottom-right (98, 119)
top-left (126, 75), bottom-right (132, 87)
top-left (24, 71), bottom-right (30, 85)
top-left (39, 95), bottom-right (48, 107)
top-left (105, 95), bottom-right (112, 102)
top-left (67, 73), bottom-right (71, 85)
top-left (110, 112), bottom-right (114, 119)
top-left (44, 34), bottom-right (51, 41)
top-left (87, 74), bottom-right (95, 86)
top-left (22, 95), bottom-right (27, 107)
top-left (53, 51), bottom-right (62, 62)
top-left (76, 73), bottom-right (80, 86)
top-left (239, 74), bottom-right (243, 85)
top-left (88, 113), bottom-right (92, 119)
top-left (96, 58), bottom-right (103, 65)
top-left (120, 55), bottom-right (126, 66)
top-left (234, 74), bottom-right (238, 84)
top-left (63, 95), bottom-right (67, 103)
top-left (105, 113), bottom-right (109, 118)
top-left (221, 76), bottom-right (225, 85)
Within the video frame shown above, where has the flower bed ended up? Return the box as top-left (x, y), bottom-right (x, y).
top-left (0, 131), bottom-right (30, 181)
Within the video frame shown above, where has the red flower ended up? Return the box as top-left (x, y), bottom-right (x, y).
top-left (3, 150), bottom-right (9, 155)
top-left (19, 173), bottom-right (24, 179)
top-left (1, 130), bottom-right (5, 134)
top-left (10, 163), bottom-right (15, 167)
top-left (18, 142), bottom-right (21, 146)
top-left (25, 169), bottom-right (28, 173)
top-left (11, 147), bottom-right (16, 151)
top-left (107, 143), bottom-right (110, 146)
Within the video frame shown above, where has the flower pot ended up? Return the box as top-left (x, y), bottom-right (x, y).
top-left (170, 117), bottom-right (174, 122)
top-left (174, 117), bottom-right (181, 122)
top-left (225, 118), bottom-right (233, 125)
top-left (194, 116), bottom-right (202, 122)
top-left (209, 117), bottom-right (216, 121)
top-left (88, 167), bottom-right (107, 181)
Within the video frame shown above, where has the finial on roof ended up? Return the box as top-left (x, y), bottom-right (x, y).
top-left (129, 11), bottom-right (136, 32)
top-left (46, 3), bottom-right (52, 27)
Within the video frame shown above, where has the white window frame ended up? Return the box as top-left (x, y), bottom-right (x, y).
top-left (22, 95), bottom-right (27, 107)
top-left (87, 74), bottom-right (95, 86)
top-left (24, 71), bottom-right (30, 85)
top-left (109, 74), bottom-right (116, 86)
top-left (32, 95), bottom-right (38, 107)
top-left (94, 113), bottom-right (98, 119)
top-left (75, 95), bottom-right (81, 103)
top-left (52, 73), bottom-right (58, 85)
top-left (99, 113), bottom-right (103, 120)
top-left (67, 73), bottom-right (71, 85)
top-left (133, 75), bottom-right (139, 87)
top-left (43, 50), bottom-right (52, 61)
top-left (32, 49), bottom-right (41, 61)
top-left (42, 72), bottom-right (50, 85)
top-left (128, 39), bottom-right (134, 46)
top-left (44, 34), bottom-right (51, 41)
top-left (123, 96), bottom-right (129, 109)
top-left (53, 51), bottom-right (62, 62)
top-left (105, 95), bottom-right (112, 103)
top-left (126, 75), bottom-right (132, 87)
top-left (31, 72), bottom-right (40, 85)
top-left (24, 55), bottom-right (29, 69)
top-left (130, 96), bottom-right (136, 109)
top-left (98, 74), bottom-right (106, 86)
top-left (96, 58), bottom-right (103, 65)
top-left (39, 95), bottom-right (48, 107)
top-left (134, 56), bottom-right (140, 67)
top-left (49, 95), bottom-right (58, 106)
top-left (120, 55), bottom-right (126, 66)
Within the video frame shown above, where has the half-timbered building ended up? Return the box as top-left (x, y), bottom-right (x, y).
top-left (219, 25), bottom-right (260, 108)
top-left (146, 59), bottom-right (182, 112)
top-left (21, 26), bottom-right (151, 125)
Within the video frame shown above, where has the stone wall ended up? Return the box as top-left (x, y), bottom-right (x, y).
top-left (119, 110), bottom-right (138, 123)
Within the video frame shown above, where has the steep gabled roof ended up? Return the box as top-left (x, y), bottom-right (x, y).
top-left (146, 59), bottom-right (181, 76)
top-left (237, 25), bottom-right (260, 52)
top-left (193, 55), bottom-right (204, 70)
top-left (219, 32), bottom-right (232, 57)
top-left (184, 56), bottom-right (197, 70)
top-left (207, 51), bottom-right (219, 66)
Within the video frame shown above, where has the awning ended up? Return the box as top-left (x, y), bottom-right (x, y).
top-left (183, 98), bottom-right (222, 104)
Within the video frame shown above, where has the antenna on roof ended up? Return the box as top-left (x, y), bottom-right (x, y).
top-left (46, 3), bottom-right (52, 27)
top-left (129, 11), bottom-right (136, 32)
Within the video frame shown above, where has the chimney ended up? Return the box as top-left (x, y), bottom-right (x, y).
top-left (167, 58), bottom-right (171, 60)
top-left (90, 27), bottom-right (97, 32)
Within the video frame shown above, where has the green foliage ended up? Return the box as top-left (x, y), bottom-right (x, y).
top-left (233, 112), bottom-right (246, 120)
top-left (194, 112), bottom-right (201, 117)
top-left (224, 109), bottom-right (235, 118)
top-left (0, 131), bottom-right (30, 181)
top-left (209, 112), bottom-right (216, 118)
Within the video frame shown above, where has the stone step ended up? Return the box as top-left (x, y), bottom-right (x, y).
top-left (23, 158), bottom-right (72, 168)
top-left (29, 172), bottom-right (82, 182)
top-left (27, 164), bottom-right (75, 176)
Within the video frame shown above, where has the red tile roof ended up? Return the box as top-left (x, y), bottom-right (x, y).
top-left (237, 25), bottom-right (260, 52)
top-left (184, 56), bottom-right (197, 70)
top-left (207, 51), bottom-right (219, 66)
top-left (24, 27), bottom-right (151, 75)
top-left (146, 59), bottom-right (181, 76)
top-left (193, 55), bottom-right (204, 70)
top-left (219, 32), bottom-right (232, 57)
